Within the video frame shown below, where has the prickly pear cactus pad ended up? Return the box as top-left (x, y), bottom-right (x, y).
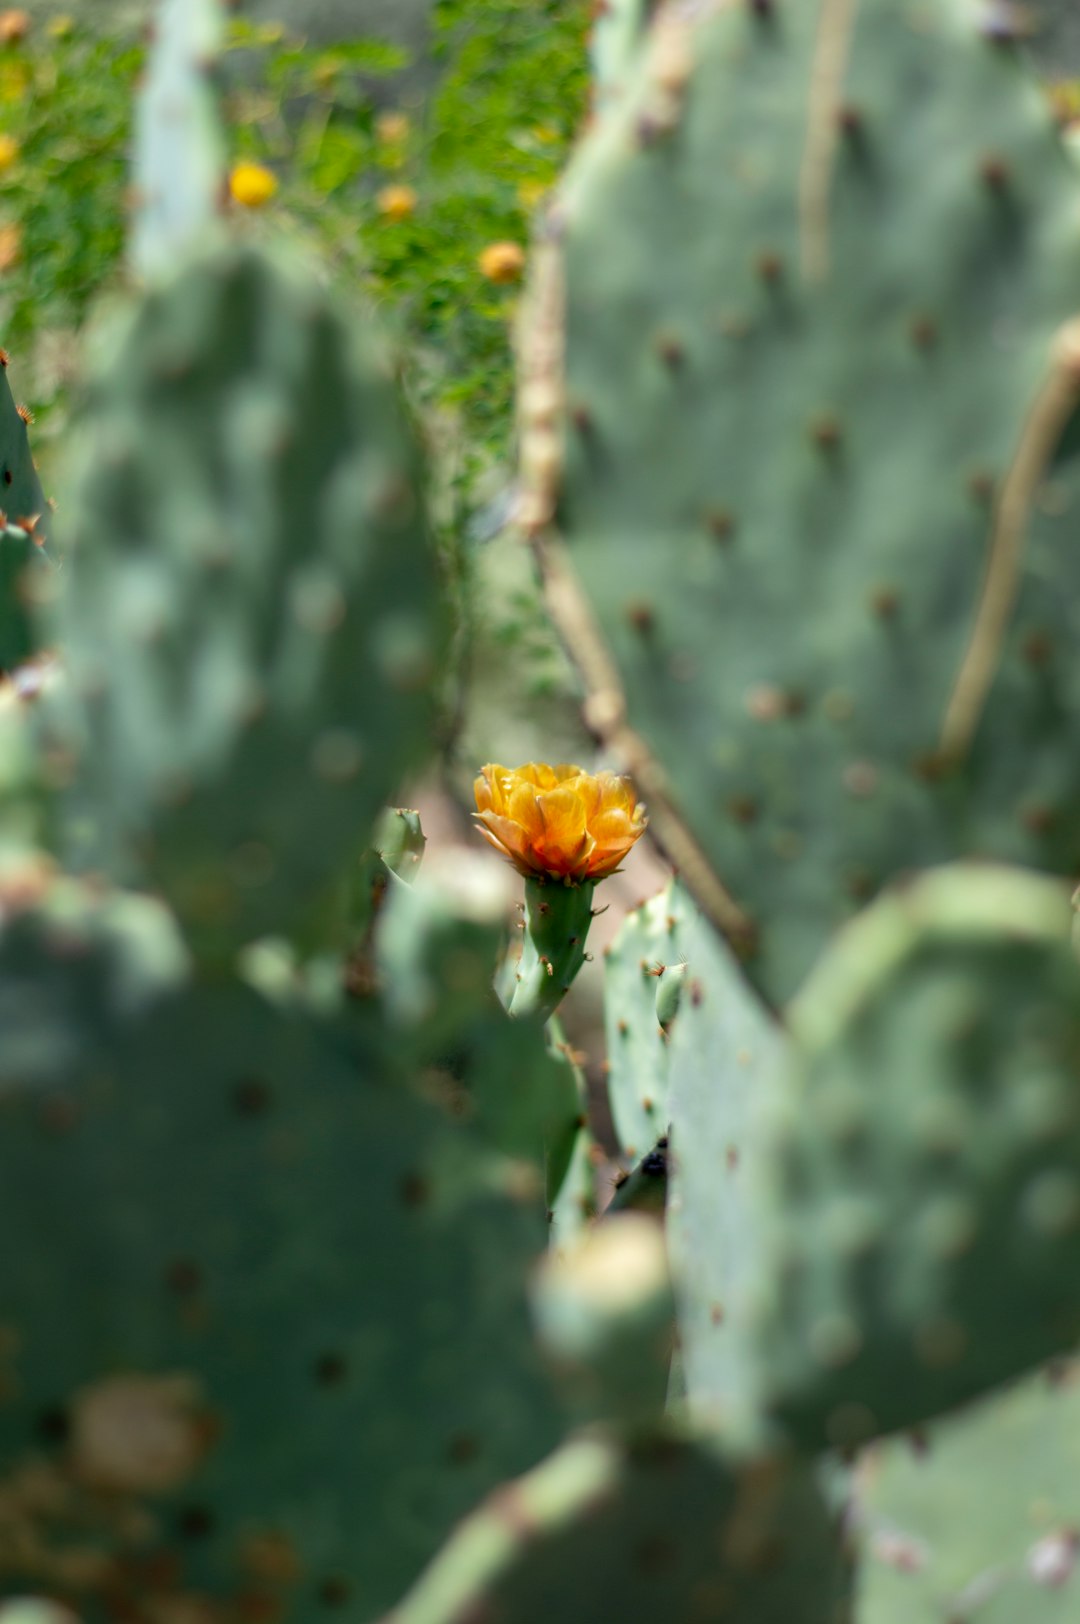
top-left (54, 244), bottom-right (447, 958)
top-left (602, 881), bottom-right (683, 1162)
top-left (856, 1362), bottom-right (1080, 1624)
top-left (383, 1430), bottom-right (851, 1624)
top-left (532, 0), bottom-right (1080, 1002)
top-left (758, 864), bottom-right (1080, 1450)
top-left (664, 898), bottom-right (787, 1446)
top-left (0, 980), bottom-right (573, 1621)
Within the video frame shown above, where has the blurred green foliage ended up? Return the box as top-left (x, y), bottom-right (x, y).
top-left (0, 1), bottom-right (589, 467)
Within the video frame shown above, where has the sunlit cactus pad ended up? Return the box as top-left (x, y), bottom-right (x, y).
top-left (554, 0), bottom-right (1080, 1001)
top-left (55, 243), bottom-right (447, 957)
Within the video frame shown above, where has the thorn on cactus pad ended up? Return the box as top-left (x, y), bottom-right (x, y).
top-left (836, 103), bottom-right (864, 139)
top-left (624, 600), bottom-right (654, 634)
top-left (909, 314), bottom-right (938, 351)
top-left (654, 332), bottom-right (684, 369)
top-left (809, 413), bottom-right (843, 452)
top-left (979, 153), bottom-right (1010, 191)
top-left (754, 250), bottom-right (784, 284)
top-left (706, 508), bottom-right (736, 543)
top-left (869, 587), bottom-right (900, 620)
top-left (967, 469), bottom-right (996, 505)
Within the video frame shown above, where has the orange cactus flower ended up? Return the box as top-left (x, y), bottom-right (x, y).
top-left (376, 184), bottom-right (418, 222)
top-left (478, 241), bottom-right (526, 284)
top-left (0, 11), bottom-right (29, 46)
top-left (474, 762), bottom-right (647, 884)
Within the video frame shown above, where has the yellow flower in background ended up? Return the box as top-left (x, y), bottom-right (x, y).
top-left (46, 14), bottom-right (73, 37)
top-left (474, 762), bottom-right (647, 883)
top-left (229, 161), bottom-right (278, 208)
top-left (516, 179), bottom-right (549, 211)
top-left (376, 184), bottom-right (418, 221)
top-left (0, 135), bottom-right (18, 172)
top-left (375, 112), bottom-right (410, 146)
top-left (478, 241), bottom-right (526, 284)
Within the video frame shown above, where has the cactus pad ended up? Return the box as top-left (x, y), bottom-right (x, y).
top-left (760, 864), bottom-right (1080, 1449)
top-left (540, 0), bottom-right (1080, 1002)
top-left (55, 243), bottom-right (447, 959)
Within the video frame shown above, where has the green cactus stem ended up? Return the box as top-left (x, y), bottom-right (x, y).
top-left (508, 874), bottom-right (595, 1022)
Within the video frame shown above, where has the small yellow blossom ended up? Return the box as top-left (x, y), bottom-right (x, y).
top-left (375, 112), bottom-right (410, 146)
top-left (478, 241), bottom-right (526, 284)
top-left (229, 161), bottom-right (278, 209)
top-left (46, 15), bottom-right (74, 38)
top-left (516, 179), bottom-right (549, 211)
top-left (474, 762), bottom-right (647, 883)
top-left (0, 11), bottom-right (28, 45)
top-left (376, 184), bottom-right (418, 222)
top-left (0, 135), bottom-right (18, 172)
top-left (531, 124), bottom-right (559, 145)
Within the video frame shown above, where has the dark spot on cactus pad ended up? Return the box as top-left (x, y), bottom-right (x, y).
top-left (747, 0), bottom-right (776, 18)
top-left (836, 103), bottom-right (864, 138)
top-left (727, 794), bottom-right (760, 825)
top-left (177, 1504), bottom-right (216, 1540)
top-left (38, 1093), bottom-right (79, 1136)
top-left (979, 153), bottom-right (1010, 191)
top-left (911, 750), bottom-right (949, 784)
top-left (710, 1303), bottom-right (725, 1326)
top-left (967, 468), bottom-right (996, 505)
top-left (35, 1404), bottom-right (71, 1444)
top-left (313, 1353), bottom-right (347, 1387)
top-left (1, 468), bottom-right (11, 487)
top-left (569, 401), bottom-right (593, 435)
top-left (809, 414), bottom-right (843, 452)
top-left (909, 315), bottom-right (938, 351)
top-left (869, 587), bottom-right (900, 620)
top-left (1021, 803), bottom-right (1058, 835)
top-left (654, 332), bottom-right (684, 369)
top-left (399, 1172), bottom-right (430, 1209)
top-left (754, 250), bottom-right (783, 284)
top-left (633, 1534), bottom-right (678, 1575)
top-left (624, 600), bottom-right (654, 634)
top-left (706, 508), bottom-right (736, 542)
top-left (233, 1077), bottom-right (272, 1117)
top-left (165, 1258), bottom-right (202, 1296)
top-left (447, 1432), bottom-right (479, 1465)
top-left (1021, 629), bottom-right (1053, 666)
top-left (845, 868), bottom-right (876, 902)
top-left (318, 1578), bottom-right (352, 1608)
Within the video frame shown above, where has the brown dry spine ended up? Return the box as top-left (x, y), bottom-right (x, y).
top-left (534, 533), bottom-right (757, 959)
top-left (940, 318), bottom-right (1080, 760)
top-left (799, 0), bottom-right (861, 283)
